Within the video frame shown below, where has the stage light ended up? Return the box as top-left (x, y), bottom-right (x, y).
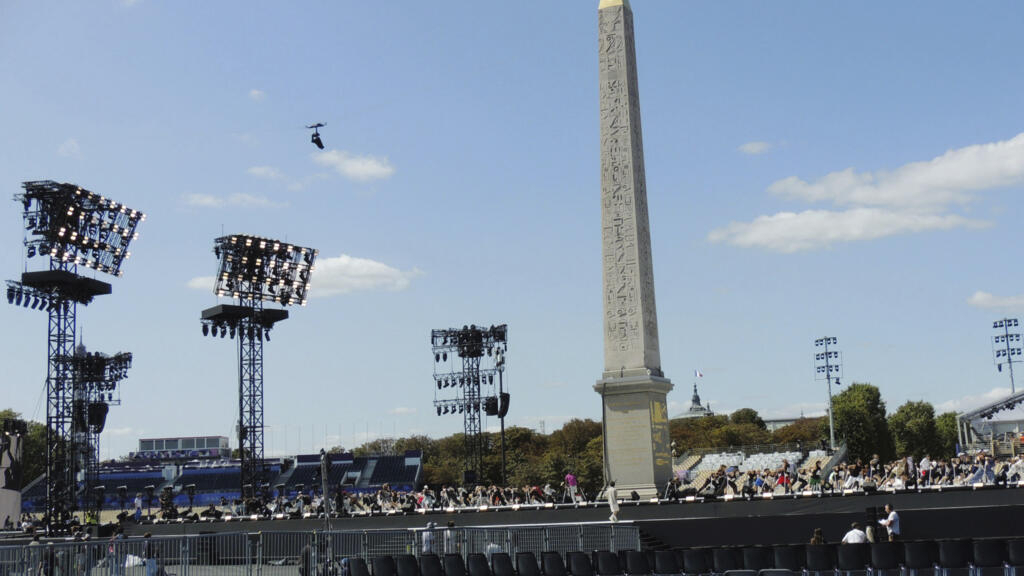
top-left (6, 287), bottom-right (13, 304)
top-left (202, 324), bottom-right (209, 337)
top-left (435, 353), bottom-right (440, 362)
top-left (229, 326), bottom-right (236, 339)
top-left (265, 329), bottom-right (271, 342)
top-left (437, 379), bottom-right (442, 390)
top-left (15, 291), bottom-right (22, 306)
top-left (220, 326), bottom-right (227, 338)
top-left (436, 406), bottom-right (442, 416)
top-left (27, 245), bottom-right (36, 258)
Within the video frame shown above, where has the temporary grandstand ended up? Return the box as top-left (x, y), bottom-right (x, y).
top-left (19, 451), bottom-right (423, 514)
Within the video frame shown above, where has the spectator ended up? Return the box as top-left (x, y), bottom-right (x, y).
top-left (809, 528), bottom-right (826, 545)
top-left (842, 522), bottom-right (867, 544)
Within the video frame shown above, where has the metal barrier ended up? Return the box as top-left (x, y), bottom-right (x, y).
top-left (0, 524), bottom-right (639, 576)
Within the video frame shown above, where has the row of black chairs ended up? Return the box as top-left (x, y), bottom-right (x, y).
top-left (343, 541), bottom-right (1024, 576)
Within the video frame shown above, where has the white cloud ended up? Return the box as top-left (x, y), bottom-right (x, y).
top-left (314, 254), bottom-right (421, 296)
top-left (936, 387), bottom-right (1016, 414)
top-left (314, 150), bottom-right (395, 181)
top-left (183, 193), bottom-right (284, 208)
top-left (388, 407), bottom-right (417, 416)
top-left (770, 133), bottom-right (1024, 209)
top-left (738, 141), bottom-right (773, 156)
top-left (186, 276), bottom-right (214, 291)
top-left (967, 291), bottom-right (1024, 313)
top-left (57, 138), bottom-right (80, 158)
top-left (709, 208), bottom-right (986, 253)
top-left (249, 89), bottom-right (265, 101)
top-left (709, 133), bottom-right (1024, 252)
top-left (247, 165), bottom-right (283, 180)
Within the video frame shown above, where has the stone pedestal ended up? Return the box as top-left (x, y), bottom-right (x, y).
top-left (595, 375), bottom-right (673, 498)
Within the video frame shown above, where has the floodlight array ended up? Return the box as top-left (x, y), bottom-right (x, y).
top-left (6, 282), bottom-right (69, 312)
top-left (213, 235), bottom-right (317, 305)
top-left (18, 181), bottom-right (145, 277)
top-left (74, 352), bottom-right (133, 391)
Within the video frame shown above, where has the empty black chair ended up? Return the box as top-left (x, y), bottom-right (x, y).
top-left (971, 540), bottom-right (1006, 576)
top-left (569, 552), bottom-right (596, 576)
top-left (597, 551), bottom-right (623, 576)
top-left (492, 553), bottom-right (516, 576)
top-left (743, 548), bottom-right (773, 572)
top-left (543, 552), bottom-right (569, 576)
top-left (1007, 540), bottom-right (1024, 576)
top-left (805, 545), bottom-right (837, 576)
top-left (350, 558), bottom-right (371, 576)
top-left (837, 544), bottom-right (871, 576)
top-left (869, 542), bottom-right (902, 576)
top-left (373, 557), bottom-right (398, 576)
top-left (772, 546), bottom-right (804, 572)
top-left (714, 549), bottom-right (744, 574)
top-left (468, 553), bottom-right (493, 576)
top-left (938, 540), bottom-right (972, 576)
top-left (396, 555), bottom-right (420, 576)
top-left (683, 549), bottom-right (712, 576)
top-left (654, 551), bottom-right (681, 576)
top-left (420, 555), bottom-right (443, 576)
top-left (446, 554), bottom-right (469, 576)
top-left (903, 541), bottom-right (939, 576)
top-left (517, 552), bottom-right (542, 576)
top-left (626, 551), bottom-right (653, 576)
top-left (759, 570), bottom-right (797, 576)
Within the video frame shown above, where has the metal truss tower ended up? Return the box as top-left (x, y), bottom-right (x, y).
top-left (6, 180), bottom-right (143, 532)
top-left (431, 325), bottom-right (508, 485)
top-left (201, 234), bottom-right (317, 501)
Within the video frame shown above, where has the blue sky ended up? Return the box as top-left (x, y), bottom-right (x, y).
top-left (2, 1), bottom-right (1023, 459)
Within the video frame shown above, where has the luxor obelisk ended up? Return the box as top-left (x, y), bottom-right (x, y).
top-left (594, 0), bottom-right (673, 498)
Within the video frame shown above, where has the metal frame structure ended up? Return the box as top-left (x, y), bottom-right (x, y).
top-left (431, 324), bottom-right (508, 485)
top-left (992, 318), bottom-right (1020, 395)
top-left (814, 336), bottom-right (842, 450)
top-left (6, 180), bottom-right (143, 532)
top-left (201, 234), bottom-right (317, 501)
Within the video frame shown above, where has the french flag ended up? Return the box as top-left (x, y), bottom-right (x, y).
top-left (694, 369), bottom-right (703, 378)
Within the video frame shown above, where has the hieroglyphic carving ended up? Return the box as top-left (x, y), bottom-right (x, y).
top-left (599, 2), bottom-right (661, 375)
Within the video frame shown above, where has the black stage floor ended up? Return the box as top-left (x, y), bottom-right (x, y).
top-left (130, 486), bottom-right (1024, 547)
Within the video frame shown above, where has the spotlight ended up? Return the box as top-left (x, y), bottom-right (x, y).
top-left (202, 324), bottom-right (210, 337)
top-left (229, 326), bottom-right (236, 339)
top-left (15, 291), bottom-right (23, 306)
top-left (220, 326), bottom-right (227, 338)
top-left (311, 133), bottom-right (324, 149)
top-left (27, 245), bottom-right (36, 258)
top-left (443, 352), bottom-right (447, 361)
top-left (265, 329), bottom-right (271, 342)
top-left (437, 380), bottom-right (442, 390)
top-left (6, 287), bottom-right (13, 304)
top-left (436, 406), bottom-right (442, 416)
top-left (435, 353), bottom-right (440, 362)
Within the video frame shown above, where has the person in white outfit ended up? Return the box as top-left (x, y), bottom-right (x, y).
top-left (606, 481), bottom-right (620, 523)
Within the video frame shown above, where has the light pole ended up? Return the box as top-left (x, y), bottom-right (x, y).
top-left (814, 337), bottom-right (842, 450)
top-left (992, 318), bottom-right (1020, 395)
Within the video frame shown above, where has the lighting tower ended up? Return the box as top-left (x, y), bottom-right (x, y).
top-left (5, 181), bottom-right (144, 532)
top-left (814, 336), bottom-right (842, 450)
top-left (992, 318), bottom-right (1020, 395)
top-left (200, 234), bottom-right (317, 500)
top-left (431, 324), bottom-right (508, 485)
top-left (72, 345), bottom-right (133, 520)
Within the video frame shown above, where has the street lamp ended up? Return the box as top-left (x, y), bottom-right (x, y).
top-left (814, 337), bottom-right (842, 450)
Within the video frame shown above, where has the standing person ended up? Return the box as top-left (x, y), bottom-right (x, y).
top-left (143, 533), bottom-right (157, 576)
top-left (809, 528), bottom-right (826, 545)
top-left (878, 503), bottom-right (900, 541)
top-left (606, 481), bottom-right (619, 523)
top-left (422, 522), bottom-right (436, 555)
top-left (564, 471), bottom-right (579, 503)
top-left (134, 493), bottom-right (143, 523)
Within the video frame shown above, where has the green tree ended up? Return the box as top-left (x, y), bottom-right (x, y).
top-left (934, 412), bottom-right (960, 457)
top-left (771, 417), bottom-right (827, 445)
top-left (888, 401), bottom-right (939, 459)
top-left (831, 383), bottom-right (893, 461)
top-left (670, 414), bottom-right (730, 452)
top-left (0, 409), bottom-right (46, 488)
top-left (730, 408), bottom-right (766, 429)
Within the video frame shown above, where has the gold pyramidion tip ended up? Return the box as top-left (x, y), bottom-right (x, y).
top-left (599, 0), bottom-right (630, 9)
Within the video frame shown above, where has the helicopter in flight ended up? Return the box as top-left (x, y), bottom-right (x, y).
top-left (306, 123), bottom-right (326, 150)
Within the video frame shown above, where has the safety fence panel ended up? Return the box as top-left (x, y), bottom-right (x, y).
top-left (461, 528), bottom-right (508, 556)
top-left (507, 527), bottom-right (546, 560)
top-left (543, 525), bottom-right (582, 557)
top-left (361, 530), bottom-right (415, 560)
top-left (257, 531), bottom-right (312, 576)
top-left (580, 525), bottom-right (619, 553)
top-left (610, 525), bottom-right (640, 552)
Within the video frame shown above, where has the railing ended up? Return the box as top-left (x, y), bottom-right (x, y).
top-left (0, 524), bottom-right (640, 576)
